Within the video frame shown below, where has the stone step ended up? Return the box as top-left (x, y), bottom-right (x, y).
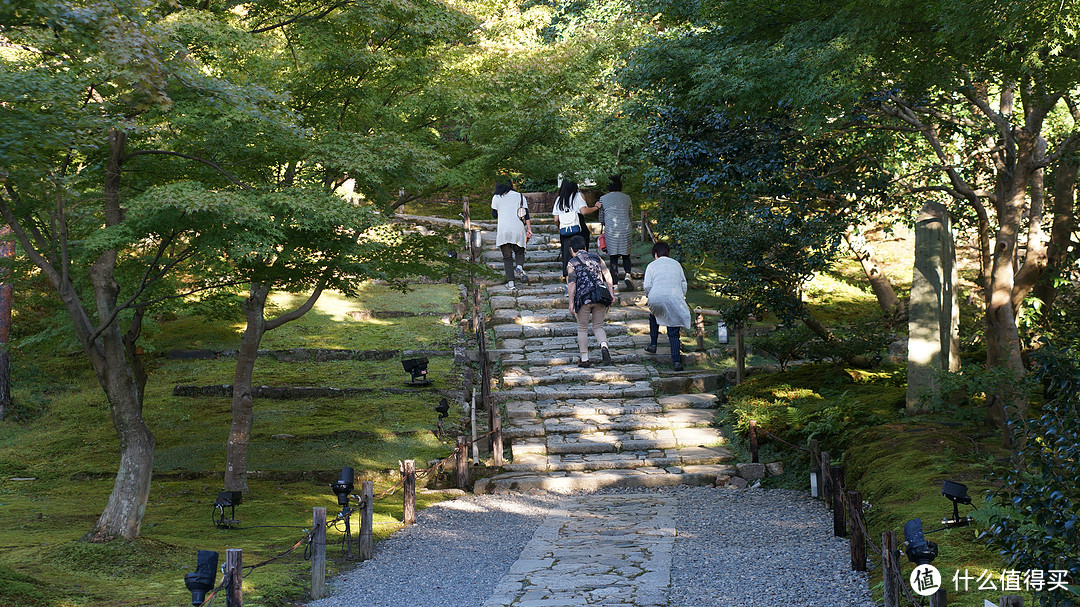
top-left (491, 382), bottom-right (656, 403)
top-left (503, 446), bottom-right (734, 473)
top-left (542, 408), bottom-right (716, 434)
top-left (473, 464), bottom-right (736, 493)
top-left (489, 292), bottom-right (647, 311)
top-left (501, 364), bottom-right (655, 388)
top-left (481, 249), bottom-right (562, 263)
top-left (496, 335), bottom-right (649, 354)
top-left (493, 322), bottom-right (631, 340)
top-left (489, 306), bottom-right (650, 326)
top-left (545, 426), bottom-right (725, 454)
top-left (499, 351), bottom-right (643, 367)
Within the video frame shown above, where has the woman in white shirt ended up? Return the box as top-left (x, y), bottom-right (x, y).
top-left (491, 180), bottom-right (533, 289)
top-left (552, 179), bottom-right (600, 277)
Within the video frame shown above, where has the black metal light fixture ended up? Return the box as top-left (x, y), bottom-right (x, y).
top-left (903, 518), bottom-right (939, 565)
top-left (331, 466), bottom-right (354, 507)
top-left (213, 491), bottom-right (242, 529)
top-left (330, 466), bottom-right (356, 559)
top-left (184, 550), bottom-right (219, 606)
top-left (941, 480), bottom-right (973, 528)
top-left (402, 357), bottom-right (431, 386)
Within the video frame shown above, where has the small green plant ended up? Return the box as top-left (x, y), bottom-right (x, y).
top-left (804, 316), bottom-right (892, 365)
top-left (749, 324), bottom-right (815, 370)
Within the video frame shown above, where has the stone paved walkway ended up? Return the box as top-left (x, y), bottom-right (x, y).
top-left (483, 494), bottom-right (675, 607)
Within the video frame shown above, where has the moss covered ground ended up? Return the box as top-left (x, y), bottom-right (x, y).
top-left (1, 283), bottom-right (467, 606)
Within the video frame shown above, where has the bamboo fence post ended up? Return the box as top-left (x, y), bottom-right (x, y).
top-left (847, 491), bottom-right (866, 571)
top-left (403, 460), bottom-right (416, 527)
top-left (492, 405), bottom-right (504, 466)
top-left (311, 508), bottom-right (326, 600)
top-left (1000, 597), bottom-right (1023, 607)
top-left (748, 420), bottom-right (759, 463)
top-left (820, 451), bottom-right (832, 508)
top-left (359, 481), bottom-right (374, 561)
top-left (831, 465), bottom-right (847, 537)
top-left (808, 439), bottom-right (821, 498)
top-left (929, 588), bottom-right (948, 607)
top-left (225, 548), bottom-right (242, 607)
top-left (882, 531), bottom-right (898, 607)
top-left (456, 436), bottom-right (469, 489)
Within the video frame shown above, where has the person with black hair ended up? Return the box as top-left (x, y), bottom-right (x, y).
top-left (643, 241), bottom-right (692, 371)
top-left (598, 175), bottom-right (634, 291)
top-left (552, 179), bottom-right (600, 277)
top-left (566, 234), bottom-right (614, 367)
top-left (491, 179), bottom-right (532, 289)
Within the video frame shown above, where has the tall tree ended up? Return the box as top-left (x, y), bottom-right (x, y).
top-left (623, 0), bottom-right (1080, 433)
top-left (0, 0), bottom-right (312, 540)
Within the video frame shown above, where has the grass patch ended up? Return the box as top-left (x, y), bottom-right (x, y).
top-left (1, 282), bottom-right (467, 606)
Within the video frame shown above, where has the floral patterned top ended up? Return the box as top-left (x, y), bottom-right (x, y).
top-left (568, 251), bottom-right (610, 309)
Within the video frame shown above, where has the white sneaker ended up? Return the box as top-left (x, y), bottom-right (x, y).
top-left (515, 265), bottom-right (529, 283)
top-left (507, 280), bottom-right (515, 290)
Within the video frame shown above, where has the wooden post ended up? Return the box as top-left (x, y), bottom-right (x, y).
top-left (748, 420), bottom-right (759, 463)
top-left (695, 312), bottom-right (706, 351)
top-left (358, 481), bottom-right (374, 561)
top-left (929, 587), bottom-right (947, 607)
top-left (831, 465), bottom-right (847, 537)
top-left (820, 451), bottom-right (832, 508)
top-left (403, 460), bottom-right (416, 527)
top-left (641, 210), bottom-right (647, 242)
top-left (1000, 597), bottom-right (1023, 607)
top-left (847, 491), bottom-right (866, 571)
top-left (492, 405), bottom-right (504, 466)
top-left (311, 508), bottom-right (326, 600)
top-left (456, 436), bottom-right (469, 489)
top-left (479, 322), bottom-right (491, 441)
top-left (225, 548), bottom-right (242, 607)
top-left (883, 530), bottom-right (898, 607)
top-left (735, 324), bottom-right (746, 383)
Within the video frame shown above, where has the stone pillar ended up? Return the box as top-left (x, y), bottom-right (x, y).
top-left (906, 202), bottom-right (960, 412)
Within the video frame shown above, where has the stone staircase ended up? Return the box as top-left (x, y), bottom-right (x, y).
top-left (473, 215), bottom-right (735, 493)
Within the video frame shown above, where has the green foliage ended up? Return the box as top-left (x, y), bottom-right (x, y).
top-left (977, 346), bottom-right (1080, 606)
top-left (803, 316), bottom-right (892, 364)
top-left (749, 325), bottom-right (815, 370)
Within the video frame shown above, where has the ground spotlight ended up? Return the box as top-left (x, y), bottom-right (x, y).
top-left (903, 518), bottom-right (939, 565)
top-left (331, 467), bottom-right (354, 507)
top-left (941, 480), bottom-right (973, 528)
top-left (402, 357), bottom-right (431, 385)
top-left (213, 491), bottom-right (242, 529)
top-left (184, 550), bottom-right (219, 606)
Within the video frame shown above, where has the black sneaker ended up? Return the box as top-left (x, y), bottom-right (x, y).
top-left (644, 344), bottom-right (657, 354)
top-left (623, 278), bottom-right (634, 291)
top-left (672, 361), bottom-right (684, 371)
top-left (601, 346), bottom-right (612, 366)
top-left (578, 359), bottom-right (592, 368)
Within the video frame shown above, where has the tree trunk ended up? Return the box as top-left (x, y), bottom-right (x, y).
top-left (224, 282), bottom-right (325, 493)
top-left (843, 226), bottom-right (903, 319)
top-left (984, 134), bottom-right (1034, 434)
top-left (84, 129), bottom-right (156, 542)
top-left (0, 225), bottom-right (12, 417)
top-left (1033, 155), bottom-right (1078, 313)
top-left (224, 284), bottom-right (270, 494)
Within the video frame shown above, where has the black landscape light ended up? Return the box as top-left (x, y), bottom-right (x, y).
top-left (331, 466), bottom-right (354, 507)
top-left (903, 518), bottom-right (939, 566)
top-left (213, 491), bottom-right (242, 529)
top-left (330, 466), bottom-right (356, 559)
top-left (184, 550), bottom-right (219, 606)
top-left (942, 480), bottom-right (973, 528)
top-left (402, 357), bottom-right (431, 385)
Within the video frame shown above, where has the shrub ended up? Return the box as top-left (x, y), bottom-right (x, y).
top-left (804, 317), bottom-right (892, 365)
top-left (749, 324), bottom-right (815, 370)
top-left (976, 345), bottom-right (1080, 607)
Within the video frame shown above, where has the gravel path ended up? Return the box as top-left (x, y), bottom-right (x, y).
top-left (308, 486), bottom-right (874, 607)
